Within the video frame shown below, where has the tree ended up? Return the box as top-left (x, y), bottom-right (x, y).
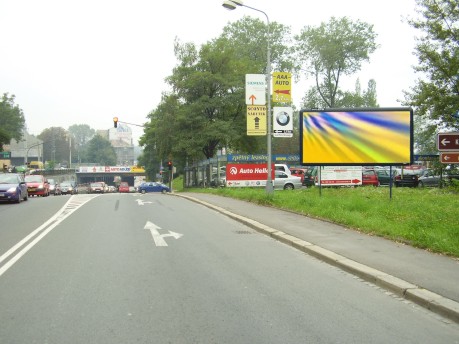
top-left (68, 124), bottom-right (95, 147)
top-left (68, 124), bottom-right (95, 164)
top-left (85, 134), bottom-right (117, 165)
top-left (403, 0), bottom-right (459, 135)
top-left (294, 17), bottom-right (378, 108)
top-left (38, 127), bottom-right (70, 164)
top-left (141, 17), bottom-right (293, 170)
top-left (0, 93), bottom-right (25, 150)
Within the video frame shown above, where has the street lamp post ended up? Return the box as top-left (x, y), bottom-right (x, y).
top-left (222, 0), bottom-right (274, 194)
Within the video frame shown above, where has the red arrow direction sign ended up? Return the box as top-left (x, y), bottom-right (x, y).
top-left (437, 132), bottom-right (459, 151)
top-left (440, 152), bottom-right (459, 164)
top-left (274, 89), bottom-right (291, 95)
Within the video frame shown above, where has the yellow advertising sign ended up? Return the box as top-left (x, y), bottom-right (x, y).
top-left (131, 166), bottom-right (146, 173)
top-left (272, 72), bottom-right (292, 103)
top-left (247, 105), bottom-right (267, 136)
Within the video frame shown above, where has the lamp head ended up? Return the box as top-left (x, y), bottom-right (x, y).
top-left (222, 0), bottom-right (243, 10)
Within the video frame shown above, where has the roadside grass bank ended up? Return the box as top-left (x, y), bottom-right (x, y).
top-left (172, 177), bottom-right (459, 258)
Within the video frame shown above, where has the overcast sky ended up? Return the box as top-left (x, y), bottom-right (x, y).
top-left (0, 0), bottom-right (419, 143)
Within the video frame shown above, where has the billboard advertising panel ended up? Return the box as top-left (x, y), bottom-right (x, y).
top-left (226, 163), bottom-right (275, 187)
top-left (300, 108), bottom-right (413, 165)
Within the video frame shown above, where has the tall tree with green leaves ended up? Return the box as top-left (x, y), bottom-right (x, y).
top-left (0, 93), bottom-right (25, 150)
top-left (141, 17), bottom-right (293, 168)
top-left (84, 134), bottom-right (117, 165)
top-left (403, 0), bottom-right (459, 138)
top-left (38, 127), bottom-right (70, 164)
top-left (68, 124), bottom-right (95, 164)
top-left (294, 17), bottom-right (378, 108)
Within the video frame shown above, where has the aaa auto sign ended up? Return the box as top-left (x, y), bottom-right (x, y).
top-left (226, 163), bottom-right (275, 187)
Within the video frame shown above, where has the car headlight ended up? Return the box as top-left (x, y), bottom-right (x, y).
top-left (7, 187), bottom-right (17, 193)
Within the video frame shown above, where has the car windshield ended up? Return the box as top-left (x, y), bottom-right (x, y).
top-left (25, 175), bottom-right (43, 182)
top-left (0, 174), bottom-right (19, 183)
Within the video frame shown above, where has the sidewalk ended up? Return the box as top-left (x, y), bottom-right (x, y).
top-left (175, 192), bottom-right (459, 324)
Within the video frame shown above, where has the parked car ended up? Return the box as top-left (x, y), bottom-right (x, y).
top-left (273, 171), bottom-right (302, 190)
top-left (137, 182), bottom-right (170, 194)
top-left (210, 171), bottom-right (226, 187)
top-left (89, 182), bottom-right (106, 193)
top-left (61, 180), bottom-right (78, 195)
top-left (290, 168), bottom-right (307, 182)
top-left (48, 178), bottom-right (62, 195)
top-left (302, 170), bottom-right (316, 187)
top-left (375, 169), bottom-right (395, 186)
top-left (118, 182), bottom-right (130, 193)
top-left (394, 173), bottom-right (419, 187)
top-left (362, 169), bottom-right (380, 186)
top-left (418, 169), bottom-right (447, 187)
top-left (0, 173), bottom-right (28, 203)
top-left (275, 164), bottom-right (292, 175)
top-left (24, 174), bottom-right (50, 197)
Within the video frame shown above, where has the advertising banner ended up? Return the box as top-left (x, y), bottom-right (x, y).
top-left (226, 163), bottom-right (275, 187)
top-left (300, 108), bottom-right (413, 165)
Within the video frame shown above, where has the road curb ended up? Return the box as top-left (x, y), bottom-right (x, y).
top-left (175, 193), bottom-right (459, 324)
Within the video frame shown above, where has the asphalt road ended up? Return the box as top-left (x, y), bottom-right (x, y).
top-left (0, 193), bottom-right (458, 343)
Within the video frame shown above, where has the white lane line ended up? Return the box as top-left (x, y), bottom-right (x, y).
top-left (0, 194), bottom-right (99, 277)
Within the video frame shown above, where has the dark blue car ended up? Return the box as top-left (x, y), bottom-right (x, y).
top-left (137, 182), bottom-right (170, 194)
top-left (0, 173), bottom-right (28, 203)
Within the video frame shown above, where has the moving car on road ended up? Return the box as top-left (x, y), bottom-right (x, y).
top-left (118, 182), bottom-right (130, 193)
top-left (25, 174), bottom-right (50, 197)
top-left (48, 179), bottom-right (62, 195)
top-left (0, 173), bottom-right (28, 203)
top-left (89, 182), bottom-right (106, 194)
top-left (61, 181), bottom-right (78, 195)
top-left (137, 182), bottom-right (170, 194)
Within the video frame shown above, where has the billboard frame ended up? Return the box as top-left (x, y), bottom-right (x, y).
top-left (299, 107), bottom-right (414, 166)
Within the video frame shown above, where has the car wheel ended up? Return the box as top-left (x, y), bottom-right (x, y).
top-left (419, 181), bottom-right (424, 187)
top-left (284, 184), bottom-right (294, 190)
top-left (141, 189), bottom-right (146, 194)
top-left (161, 189), bottom-right (167, 194)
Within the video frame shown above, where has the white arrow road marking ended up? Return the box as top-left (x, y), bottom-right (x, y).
top-left (144, 221), bottom-right (183, 247)
top-left (136, 199), bottom-right (153, 206)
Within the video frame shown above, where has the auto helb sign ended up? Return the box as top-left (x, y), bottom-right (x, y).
top-left (300, 108), bottom-right (413, 166)
top-left (226, 163), bottom-right (275, 187)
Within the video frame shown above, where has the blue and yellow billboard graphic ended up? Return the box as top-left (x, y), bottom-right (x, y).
top-left (300, 108), bottom-right (413, 165)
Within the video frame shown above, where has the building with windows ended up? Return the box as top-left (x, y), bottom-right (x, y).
top-left (108, 124), bottom-right (135, 166)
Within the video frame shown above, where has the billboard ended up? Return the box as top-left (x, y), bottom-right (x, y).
top-left (225, 163), bottom-right (275, 187)
top-left (300, 108), bottom-right (413, 165)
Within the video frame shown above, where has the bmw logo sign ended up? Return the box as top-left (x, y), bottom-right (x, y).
top-left (276, 111), bottom-right (290, 126)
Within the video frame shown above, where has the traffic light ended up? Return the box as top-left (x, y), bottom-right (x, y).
top-left (167, 161), bottom-right (173, 170)
top-left (113, 117), bottom-right (118, 128)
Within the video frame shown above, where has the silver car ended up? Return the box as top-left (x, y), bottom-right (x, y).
top-left (273, 171), bottom-right (303, 190)
top-left (418, 169), bottom-right (447, 187)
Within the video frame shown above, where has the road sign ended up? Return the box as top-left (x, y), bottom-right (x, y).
top-left (273, 107), bottom-right (293, 138)
top-left (272, 72), bottom-right (292, 103)
top-left (437, 132), bottom-right (459, 151)
top-left (247, 105), bottom-right (267, 136)
top-left (245, 74), bottom-right (266, 105)
top-left (440, 152), bottom-right (459, 164)
top-left (0, 152), bottom-right (11, 159)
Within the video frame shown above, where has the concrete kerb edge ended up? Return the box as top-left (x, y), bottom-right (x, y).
top-left (174, 193), bottom-right (459, 324)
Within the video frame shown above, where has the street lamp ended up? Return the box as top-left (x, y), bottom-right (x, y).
top-left (222, 0), bottom-right (274, 194)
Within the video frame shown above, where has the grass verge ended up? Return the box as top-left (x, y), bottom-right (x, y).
top-left (173, 176), bottom-right (459, 257)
